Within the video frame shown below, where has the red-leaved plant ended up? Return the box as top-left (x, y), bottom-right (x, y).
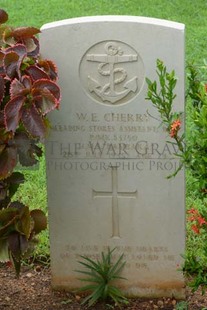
top-left (0, 9), bottom-right (61, 276)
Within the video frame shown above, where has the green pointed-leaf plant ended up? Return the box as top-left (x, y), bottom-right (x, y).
top-left (76, 247), bottom-right (128, 308)
top-left (146, 59), bottom-right (207, 194)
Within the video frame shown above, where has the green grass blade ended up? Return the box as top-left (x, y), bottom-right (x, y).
top-left (88, 284), bottom-right (105, 306)
top-left (108, 254), bottom-right (126, 280)
top-left (108, 285), bottom-right (128, 305)
top-left (77, 259), bottom-right (100, 273)
top-left (78, 255), bottom-right (101, 268)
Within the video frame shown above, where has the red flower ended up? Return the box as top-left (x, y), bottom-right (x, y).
top-left (187, 207), bottom-right (207, 234)
top-left (171, 119), bottom-right (181, 130)
top-left (188, 216), bottom-right (196, 222)
top-left (187, 208), bottom-right (199, 215)
top-left (170, 119), bottom-right (181, 138)
top-left (197, 216), bottom-right (207, 226)
top-left (191, 225), bottom-right (200, 234)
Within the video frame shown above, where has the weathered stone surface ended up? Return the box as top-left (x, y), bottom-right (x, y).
top-left (40, 16), bottom-right (185, 298)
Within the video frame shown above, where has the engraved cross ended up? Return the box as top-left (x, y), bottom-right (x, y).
top-left (92, 167), bottom-right (137, 238)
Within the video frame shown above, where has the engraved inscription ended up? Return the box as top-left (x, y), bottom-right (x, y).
top-left (92, 167), bottom-right (137, 238)
top-left (48, 111), bottom-right (180, 172)
top-left (80, 41), bottom-right (145, 105)
top-left (60, 244), bottom-right (178, 272)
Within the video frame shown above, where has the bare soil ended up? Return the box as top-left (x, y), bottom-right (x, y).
top-left (0, 264), bottom-right (207, 310)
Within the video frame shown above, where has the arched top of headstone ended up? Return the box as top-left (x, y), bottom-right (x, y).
top-left (41, 15), bottom-right (185, 31)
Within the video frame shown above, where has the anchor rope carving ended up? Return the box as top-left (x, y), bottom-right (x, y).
top-left (98, 63), bottom-right (127, 84)
top-left (97, 63), bottom-right (127, 95)
top-left (86, 42), bottom-right (138, 104)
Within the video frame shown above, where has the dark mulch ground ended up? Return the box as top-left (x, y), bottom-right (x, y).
top-left (0, 264), bottom-right (207, 310)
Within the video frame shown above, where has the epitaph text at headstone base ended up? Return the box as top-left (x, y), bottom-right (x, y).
top-left (41, 16), bottom-right (185, 298)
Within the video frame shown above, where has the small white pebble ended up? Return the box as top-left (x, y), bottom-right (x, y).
top-left (157, 300), bottom-right (164, 307)
top-left (5, 296), bottom-right (11, 302)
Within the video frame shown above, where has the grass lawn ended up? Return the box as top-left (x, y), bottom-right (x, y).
top-left (2, 0), bottom-right (207, 62)
top-left (3, 0), bottom-right (207, 266)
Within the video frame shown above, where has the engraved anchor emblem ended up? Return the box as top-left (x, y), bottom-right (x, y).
top-left (86, 42), bottom-right (138, 104)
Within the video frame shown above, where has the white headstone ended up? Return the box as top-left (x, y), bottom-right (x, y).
top-left (40, 16), bottom-right (185, 298)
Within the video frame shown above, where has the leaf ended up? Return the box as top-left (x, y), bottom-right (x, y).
top-left (0, 172), bottom-right (24, 206)
top-left (3, 51), bottom-right (19, 79)
top-left (21, 105), bottom-right (47, 137)
top-left (8, 201), bottom-right (33, 240)
top-left (4, 95), bottom-right (25, 132)
top-left (0, 9), bottom-right (8, 24)
top-left (10, 252), bottom-right (21, 278)
top-left (14, 131), bottom-right (42, 166)
top-left (0, 181), bottom-right (7, 200)
top-left (0, 112), bottom-right (5, 127)
top-left (10, 78), bottom-right (28, 98)
top-left (0, 208), bottom-right (18, 238)
top-left (0, 76), bottom-right (5, 104)
top-left (6, 172), bottom-right (25, 196)
top-left (3, 27), bottom-right (15, 46)
top-left (0, 51), bottom-right (5, 74)
top-left (88, 284), bottom-right (105, 306)
top-left (0, 145), bottom-right (17, 179)
top-left (30, 209), bottom-right (47, 234)
top-left (78, 255), bottom-right (101, 272)
top-left (14, 132), bottom-right (42, 167)
top-left (9, 201), bottom-right (26, 210)
top-left (33, 78), bottom-right (61, 101)
top-left (25, 37), bottom-right (39, 57)
top-left (8, 232), bottom-right (21, 261)
top-left (26, 65), bottom-right (49, 81)
top-left (4, 44), bottom-right (27, 79)
top-left (38, 59), bottom-right (58, 81)
top-left (80, 284), bottom-right (104, 306)
top-left (33, 88), bottom-right (59, 114)
top-left (6, 44), bottom-right (27, 60)
top-left (0, 197), bottom-right (10, 210)
top-left (109, 253), bottom-right (126, 280)
top-left (12, 27), bottom-right (40, 39)
top-left (108, 286), bottom-right (128, 304)
top-left (0, 144), bottom-right (5, 157)
top-left (0, 207), bottom-right (18, 222)
top-left (15, 205), bottom-right (31, 238)
top-left (22, 75), bottom-right (32, 89)
top-left (19, 234), bottom-right (28, 254)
